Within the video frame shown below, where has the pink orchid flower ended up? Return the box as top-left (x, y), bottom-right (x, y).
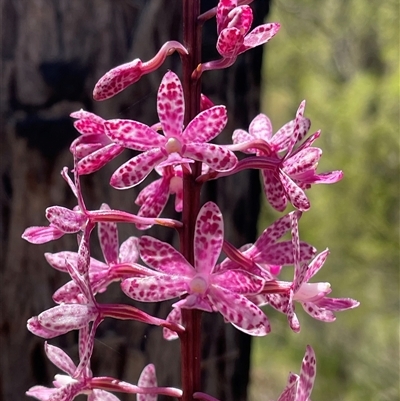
top-left (27, 341), bottom-right (180, 401)
top-left (263, 214), bottom-right (359, 332)
top-left (93, 41), bottom-right (188, 100)
top-left (70, 110), bottom-right (125, 175)
top-left (28, 234), bottom-right (180, 342)
top-left (22, 168), bottom-right (182, 244)
top-left (219, 211), bottom-right (316, 278)
top-left (230, 101), bottom-right (343, 211)
top-left (104, 71), bottom-right (238, 189)
top-left (47, 204), bottom-right (153, 303)
top-left (121, 202), bottom-right (270, 336)
top-left (198, 1), bottom-right (280, 74)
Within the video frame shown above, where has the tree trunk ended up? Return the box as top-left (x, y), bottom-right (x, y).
top-left (0, 1), bottom-right (269, 400)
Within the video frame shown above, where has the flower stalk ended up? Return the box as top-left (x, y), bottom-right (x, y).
top-left (181, 1), bottom-right (203, 400)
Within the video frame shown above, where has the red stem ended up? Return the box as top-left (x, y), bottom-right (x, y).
top-left (180, 1), bottom-right (203, 401)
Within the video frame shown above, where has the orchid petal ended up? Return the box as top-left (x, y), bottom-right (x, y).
top-left (249, 113), bottom-right (273, 142)
top-left (213, 270), bottom-right (264, 294)
top-left (98, 203), bottom-right (119, 265)
top-left (73, 116), bottom-right (105, 136)
top-left (184, 143), bottom-right (237, 171)
top-left (239, 23), bottom-right (280, 54)
top-left (137, 178), bottom-right (170, 223)
top-left (301, 302), bottom-right (336, 322)
top-left (139, 236), bottom-right (194, 276)
top-left (45, 207), bottom-right (85, 233)
top-left (137, 364), bottom-right (158, 401)
top-left (76, 143), bottom-right (125, 175)
top-left (121, 275), bottom-right (187, 302)
top-left (110, 149), bottom-right (166, 189)
top-left (37, 304), bottom-right (98, 335)
top-left (194, 202), bottom-right (224, 275)
top-left (217, 27), bottom-right (243, 58)
top-left (216, 0), bottom-right (238, 33)
top-left (279, 171), bottom-right (310, 211)
top-left (105, 120), bottom-right (165, 151)
top-left (27, 316), bottom-right (64, 339)
top-left (210, 287), bottom-right (270, 336)
top-left (184, 106), bottom-right (227, 143)
top-left (226, 5), bottom-right (253, 34)
top-left (157, 71), bottom-right (184, 139)
top-left (22, 225), bottom-right (65, 244)
top-left (92, 389), bottom-right (121, 401)
top-left (285, 101), bottom-right (306, 156)
top-left (163, 307), bottom-right (182, 341)
top-left (44, 343), bottom-right (76, 376)
top-left (304, 249), bottom-right (329, 282)
top-left (93, 58), bottom-right (143, 101)
top-left (272, 117), bottom-right (311, 153)
top-left (296, 345), bottom-right (316, 401)
top-left (119, 237), bottom-right (140, 264)
top-left (261, 169), bottom-right (287, 211)
top-left (276, 373), bottom-right (298, 401)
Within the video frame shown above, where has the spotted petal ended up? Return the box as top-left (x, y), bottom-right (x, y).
top-left (137, 178), bottom-right (170, 223)
top-left (44, 343), bottom-right (76, 376)
top-left (209, 286), bottom-right (270, 336)
top-left (271, 117), bottom-right (311, 153)
top-left (93, 58), bottom-right (143, 100)
top-left (119, 237), bottom-right (139, 264)
top-left (157, 71), bottom-right (184, 139)
top-left (73, 115), bottom-right (105, 136)
top-left (217, 27), bottom-right (243, 58)
top-left (285, 101), bottom-right (306, 156)
top-left (76, 143), bottom-right (124, 175)
top-left (216, 0), bottom-right (238, 33)
top-left (110, 149), bottom-right (166, 189)
top-left (184, 142), bottom-right (237, 171)
top-left (212, 270), bottom-right (264, 295)
top-left (105, 120), bottom-right (165, 151)
top-left (98, 203), bottom-right (119, 265)
top-left (194, 202), bottom-right (224, 275)
top-left (139, 236), bottom-right (194, 276)
top-left (296, 345), bottom-right (316, 401)
top-left (249, 113), bottom-right (273, 142)
top-left (163, 307), bottom-right (182, 341)
top-left (184, 106), bottom-right (227, 143)
top-left (137, 364), bottom-right (158, 401)
top-left (37, 304), bottom-right (98, 336)
top-left (45, 206), bottom-right (85, 233)
top-left (226, 5), bottom-right (253, 34)
top-left (121, 275), bottom-right (187, 302)
top-left (279, 171), bottom-right (310, 211)
top-left (239, 23), bottom-right (281, 54)
top-left (262, 169), bottom-right (287, 211)
top-left (276, 373), bottom-right (299, 401)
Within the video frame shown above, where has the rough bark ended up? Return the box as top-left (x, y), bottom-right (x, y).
top-left (0, 1), bottom-right (269, 400)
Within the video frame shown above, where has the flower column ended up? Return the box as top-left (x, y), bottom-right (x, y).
top-left (181, 1), bottom-right (203, 400)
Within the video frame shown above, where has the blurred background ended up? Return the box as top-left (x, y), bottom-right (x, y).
top-left (250, 1), bottom-right (399, 400)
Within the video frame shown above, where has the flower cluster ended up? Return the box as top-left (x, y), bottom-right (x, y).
top-left (23, 1), bottom-right (359, 401)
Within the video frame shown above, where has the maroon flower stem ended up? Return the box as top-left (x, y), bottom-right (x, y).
top-left (180, 1), bottom-right (203, 401)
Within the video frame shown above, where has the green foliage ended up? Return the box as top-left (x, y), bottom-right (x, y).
top-left (250, 1), bottom-right (399, 400)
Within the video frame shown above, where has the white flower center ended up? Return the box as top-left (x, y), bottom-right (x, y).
top-left (165, 138), bottom-right (182, 154)
top-left (189, 276), bottom-right (208, 295)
